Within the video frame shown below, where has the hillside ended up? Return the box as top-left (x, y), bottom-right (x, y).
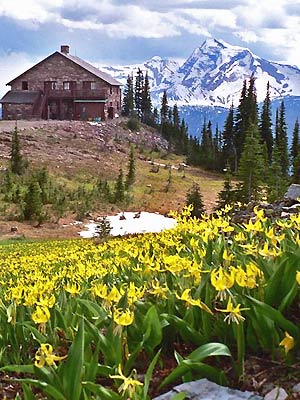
top-left (0, 118), bottom-right (224, 239)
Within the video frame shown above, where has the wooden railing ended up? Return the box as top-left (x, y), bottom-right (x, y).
top-left (47, 88), bottom-right (108, 100)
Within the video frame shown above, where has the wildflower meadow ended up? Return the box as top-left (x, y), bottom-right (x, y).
top-left (0, 205), bottom-right (299, 399)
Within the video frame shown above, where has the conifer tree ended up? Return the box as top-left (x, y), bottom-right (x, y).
top-left (160, 91), bottom-right (168, 124)
top-left (23, 179), bottom-right (43, 221)
top-left (234, 76), bottom-right (258, 164)
top-left (141, 72), bottom-right (152, 123)
top-left (276, 101), bottom-right (289, 176)
top-left (160, 91), bottom-right (169, 139)
top-left (291, 119), bottom-right (300, 183)
top-left (215, 166), bottom-right (236, 210)
top-left (10, 126), bottom-right (25, 175)
top-left (186, 183), bottom-right (205, 218)
top-left (267, 144), bottom-right (287, 201)
top-left (222, 103), bottom-right (236, 171)
top-left (135, 68), bottom-right (144, 118)
top-left (126, 146), bottom-right (136, 188)
top-left (172, 104), bottom-right (180, 129)
top-left (259, 82), bottom-right (273, 163)
top-left (238, 123), bottom-right (266, 202)
top-left (122, 75), bottom-right (134, 116)
top-left (114, 167), bottom-right (125, 202)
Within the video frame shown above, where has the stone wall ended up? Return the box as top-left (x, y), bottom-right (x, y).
top-left (2, 103), bottom-right (33, 120)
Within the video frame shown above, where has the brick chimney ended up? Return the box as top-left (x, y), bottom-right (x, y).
top-left (60, 45), bottom-right (70, 54)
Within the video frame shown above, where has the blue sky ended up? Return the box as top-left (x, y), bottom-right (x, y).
top-left (0, 0), bottom-right (300, 97)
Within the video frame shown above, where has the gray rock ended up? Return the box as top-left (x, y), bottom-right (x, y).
top-left (264, 387), bottom-right (288, 400)
top-left (284, 184), bottom-right (300, 200)
top-left (292, 383), bottom-right (300, 392)
top-left (154, 379), bottom-right (263, 400)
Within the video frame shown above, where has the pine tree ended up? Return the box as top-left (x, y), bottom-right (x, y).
top-left (215, 166), bottom-right (236, 210)
top-left (172, 104), bottom-right (180, 129)
top-left (277, 101), bottom-right (289, 176)
top-left (259, 82), bottom-right (273, 163)
top-left (141, 72), bottom-right (152, 123)
top-left (160, 91), bottom-right (169, 139)
top-left (10, 126), bottom-right (25, 175)
top-left (126, 146), bottom-right (136, 188)
top-left (267, 144), bottom-right (287, 201)
top-left (291, 119), bottom-right (300, 183)
top-left (122, 75), bottom-right (134, 116)
top-left (95, 216), bottom-right (112, 239)
top-left (186, 183), bottom-right (205, 218)
top-left (222, 103), bottom-right (236, 171)
top-left (135, 68), bottom-right (144, 119)
top-left (234, 77), bottom-right (258, 164)
top-left (114, 167), bottom-right (125, 202)
top-left (238, 123), bottom-right (266, 202)
top-left (160, 91), bottom-right (168, 124)
top-left (23, 179), bottom-right (43, 221)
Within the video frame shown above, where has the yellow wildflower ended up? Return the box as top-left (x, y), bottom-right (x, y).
top-left (216, 297), bottom-right (249, 324)
top-left (64, 282), bottom-right (81, 295)
top-left (279, 332), bottom-right (295, 355)
top-left (296, 271), bottom-right (300, 285)
top-left (107, 286), bottom-right (122, 303)
top-left (149, 280), bottom-right (169, 299)
top-left (32, 306), bottom-right (50, 324)
top-left (35, 343), bottom-right (67, 368)
top-left (176, 289), bottom-right (212, 314)
top-left (211, 267), bottom-right (235, 292)
top-left (113, 308), bottom-right (134, 326)
top-left (110, 364), bottom-right (143, 397)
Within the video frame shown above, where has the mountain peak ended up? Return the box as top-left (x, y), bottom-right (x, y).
top-left (200, 38), bottom-right (227, 49)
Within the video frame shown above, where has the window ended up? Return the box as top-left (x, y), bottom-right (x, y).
top-left (63, 81), bottom-right (70, 90)
top-left (110, 87), bottom-right (113, 95)
top-left (22, 81), bottom-right (28, 90)
top-left (83, 81), bottom-right (96, 90)
top-left (51, 81), bottom-right (57, 90)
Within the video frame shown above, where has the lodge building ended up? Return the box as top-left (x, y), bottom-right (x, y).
top-left (0, 45), bottom-right (122, 121)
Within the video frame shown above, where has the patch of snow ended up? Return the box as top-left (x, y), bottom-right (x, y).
top-left (79, 212), bottom-right (177, 238)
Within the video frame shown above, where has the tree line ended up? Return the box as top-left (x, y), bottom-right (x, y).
top-left (123, 69), bottom-right (300, 205)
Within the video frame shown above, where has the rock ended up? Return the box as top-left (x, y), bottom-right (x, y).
top-left (292, 383), bottom-right (300, 393)
top-left (264, 387), bottom-right (288, 400)
top-left (10, 226), bottom-right (18, 233)
top-left (153, 379), bottom-right (263, 400)
top-left (284, 184), bottom-right (300, 200)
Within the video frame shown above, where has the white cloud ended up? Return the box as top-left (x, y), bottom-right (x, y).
top-left (0, 0), bottom-right (300, 66)
top-left (0, 52), bottom-right (36, 98)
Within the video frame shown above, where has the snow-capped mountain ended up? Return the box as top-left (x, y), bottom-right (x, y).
top-left (99, 38), bottom-right (300, 108)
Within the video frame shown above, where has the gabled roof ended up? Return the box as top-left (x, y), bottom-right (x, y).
top-left (1, 90), bottom-right (40, 104)
top-left (7, 51), bottom-right (121, 87)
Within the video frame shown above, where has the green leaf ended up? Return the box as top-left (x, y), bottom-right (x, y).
top-left (22, 322), bottom-right (47, 343)
top-left (61, 318), bottom-right (84, 400)
top-left (246, 295), bottom-right (299, 338)
top-left (187, 342), bottom-right (232, 362)
top-left (161, 314), bottom-right (203, 345)
top-left (77, 299), bottom-right (106, 320)
top-left (82, 382), bottom-right (122, 399)
top-left (0, 365), bottom-right (34, 374)
top-left (22, 383), bottom-right (36, 400)
top-left (142, 349), bottom-right (161, 400)
top-left (171, 393), bottom-right (187, 400)
top-left (15, 379), bottom-right (67, 400)
top-left (143, 306), bottom-right (162, 349)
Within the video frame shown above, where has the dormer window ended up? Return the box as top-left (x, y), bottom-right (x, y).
top-left (22, 81), bottom-right (28, 90)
